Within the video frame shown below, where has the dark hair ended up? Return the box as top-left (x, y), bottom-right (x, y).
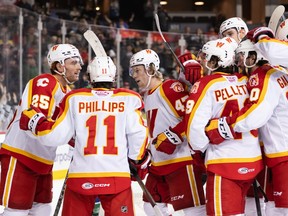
top-left (50, 62), bottom-right (59, 74)
top-left (211, 55), bottom-right (236, 74)
top-left (91, 82), bottom-right (114, 88)
top-left (256, 60), bottom-right (269, 67)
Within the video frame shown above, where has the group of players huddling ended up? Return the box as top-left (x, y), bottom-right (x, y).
top-left (1, 6), bottom-right (288, 216)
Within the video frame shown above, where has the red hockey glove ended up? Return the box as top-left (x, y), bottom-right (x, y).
top-left (129, 150), bottom-right (151, 181)
top-left (153, 127), bottom-right (183, 154)
top-left (20, 105), bottom-right (46, 135)
top-left (178, 52), bottom-right (195, 64)
top-left (246, 27), bottom-right (275, 43)
top-left (205, 117), bottom-right (235, 145)
top-left (182, 59), bottom-right (202, 85)
top-left (178, 53), bottom-right (202, 85)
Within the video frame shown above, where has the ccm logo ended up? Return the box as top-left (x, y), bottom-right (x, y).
top-left (82, 183), bottom-right (111, 190)
top-left (171, 195), bottom-right (184, 201)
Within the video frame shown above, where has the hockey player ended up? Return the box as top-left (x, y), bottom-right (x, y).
top-left (129, 49), bottom-right (206, 215)
top-left (19, 56), bottom-right (150, 216)
top-left (219, 17), bottom-right (249, 43)
top-left (246, 23), bottom-right (288, 68)
top-left (0, 44), bottom-right (82, 216)
top-left (206, 36), bottom-right (288, 215)
top-left (235, 39), bottom-right (272, 215)
top-left (185, 37), bottom-right (264, 215)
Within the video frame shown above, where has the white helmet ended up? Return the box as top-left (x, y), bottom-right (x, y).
top-left (236, 39), bottom-right (266, 68)
top-left (87, 56), bottom-right (116, 83)
top-left (219, 17), bottom-right (248, 37)
top-left (47, 44), bottom-right (83, 67)
top-left (129, 49), bottom-right (160, 73)
top-left (276, 19), bottom-right (288, 41)
top-left (201, 37), bottom-right (238, 71)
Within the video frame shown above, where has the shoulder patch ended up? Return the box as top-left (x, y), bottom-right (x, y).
top-left (170, 81), bottom-right (184, 92)
top-left (190, 81), bottom-right (200, 94)
top-left (36, 77), bottom-right (50, 87)
top-left (249, 73), bottom-right (259, 86)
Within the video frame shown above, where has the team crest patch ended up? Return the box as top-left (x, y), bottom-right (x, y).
top-left (170, 82), bottom-right (184, 92)
top-left (224, 75), bottom-right (237, 83)
top-left (121, 205), bottom-right (128, 213)
top-left (249, 74), bottom-right (259, 86)
top-left (190, 81), bottom-right (200, 94)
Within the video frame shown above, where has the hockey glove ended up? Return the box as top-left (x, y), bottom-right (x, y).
top-left (129, 150), bottom-right (151, 181)
top-left (20, 105), bottom-right (46, 135)
top-left (182, 59), bottom-right (202, 85)
top-left (246, 27), bottom-right (275, 43)
top-left (178, 52), bottom-right (195, 64)
top-left (178, 53), bottom-right (202, 85)
top-left (205, 117), bottom-right (235, 145)
top-left (153, 127), bottom-right (183, 155)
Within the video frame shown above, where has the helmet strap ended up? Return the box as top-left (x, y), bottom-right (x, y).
top-left (53, 67), bottom-right (75, 85)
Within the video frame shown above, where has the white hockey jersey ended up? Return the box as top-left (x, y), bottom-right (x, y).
top-left (0, 74), bottom-right (70, 174)
top-left (231, 64), bottom-right (288, 168)
top-left (185, 72), bottom-right (263, 180)
top-left (33, 87), bottom-right (149, 195)
top-left (144, 79), bottom-right (193, 176)
top-left (255, 37), bottom-right (288, 67)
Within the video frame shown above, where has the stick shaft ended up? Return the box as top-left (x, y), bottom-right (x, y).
top-left (154, 13), bottom-right (185, 72)
top-left (253, 180), bottom-right (262, 216)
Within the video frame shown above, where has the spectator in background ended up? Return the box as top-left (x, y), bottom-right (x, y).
top-left (143, 0), bottom-right (154, 30)
top-left (23, 54), bottom-right (38, 84)
top-left (157, 5), bottom-right (170, 32)
top-left (69, 6), bottom-right (81, 21)
top-left (116, 18), bottom-right (129, 29)
top-left (120, 43), bottom-right (135, 86)
top-left (109, 0), bottom-right (120, 22)
top-left (14, 0), bottom-right (32, 10)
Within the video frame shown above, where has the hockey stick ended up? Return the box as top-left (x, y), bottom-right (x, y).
top-left (53, 144), bottom-right (74, 216)
top-left (268, 5), bottom-right (285, 33)
top-left (129, 164), bottom-right (163, 216)
top-left (154, 14), bottom-right (187, 74)
top-left (253, 180), bottom-right (262, 216)
top-left (254, 180), bottom-right (268, 202)
top-left (84, 30), bottom-right (107, 57)
top-left (53, 170), bottom-right (68, 216)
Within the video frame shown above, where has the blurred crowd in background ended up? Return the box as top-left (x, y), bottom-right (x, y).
top-left (0, 1), bottom-right (260, 131)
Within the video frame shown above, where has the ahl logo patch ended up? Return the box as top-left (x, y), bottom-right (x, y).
top-left (249, 74), bottom-right (259, 86)
top-left (224, 75), bottom-right (237, 83)
top-left (81, 182), bottom-right (94, 190)
top-left (170, 81), bottom-right (184, 92)
top-left (92, 90), bottom-right (113, 97)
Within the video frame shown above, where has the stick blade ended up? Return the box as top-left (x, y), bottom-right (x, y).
top-left (83, 30), bottom-right (107, 57)
top-left (268, 5), bottom-right (285, 33)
